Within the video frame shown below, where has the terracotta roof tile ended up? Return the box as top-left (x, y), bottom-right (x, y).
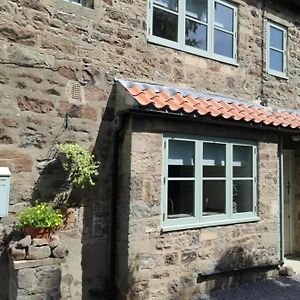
top-left (118, 80), bottom-right (300, 130)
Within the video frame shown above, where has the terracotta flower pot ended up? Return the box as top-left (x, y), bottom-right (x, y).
top-left (23, 227), bottom-right (52, 240)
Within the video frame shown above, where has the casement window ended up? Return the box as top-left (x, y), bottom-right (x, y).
top-left (63, 0), bottom-right (94, 8)
top-left (162, 135), bottom-right (258, 231)
top-left (148, 0), bottom-right (238, 64)
top-left (267, 21), bottom-right (287, 78)
top-left (64, 0), bottom-right (85, 6)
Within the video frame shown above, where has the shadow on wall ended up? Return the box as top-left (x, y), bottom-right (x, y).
top-left (32, 156), bottom-right (70, 207)
top-left (80, 88), bottom-right (116, 299)
top-left (29, 87), bottom-right (117, 298)
top-left (196, 246), bottom-right (274, 294)
top-left (0, 235), bottom-right (9, 300)
top-left (130, 246), bottom-right (279, 300)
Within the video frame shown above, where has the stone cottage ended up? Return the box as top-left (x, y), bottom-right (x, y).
top-left (0, 0), bottom-right (300, 299)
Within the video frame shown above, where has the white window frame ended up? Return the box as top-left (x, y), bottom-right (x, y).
top-left (147, 0), bottom-right (238, 65)
top-left (266, 21), bottom-right (287, 79)
top-left (162, 135), bottom-right (259, 232)
top-left (64, 0), bottom-right (85, 6)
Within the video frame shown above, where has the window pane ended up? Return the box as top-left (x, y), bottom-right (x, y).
top-left (203, 180), bottom-right (225, 215)
top-left (203, 143), bottom-right (225, 177)
top-left (168, 181), bottom-right (194, 218)
top-left (169, 165), bottom-right (195, 177)
top-left (214, 29), bottom-right (233, 58)
top-left (270, 49), bottom-right (284, 72)
top-left (185, 19), bottom-right (207, 50)
top-left (233, 180), bottom-right (253, 213)
top-left (233, 145), bottom-right (253, 177)
top-left (154, 0), bottom-right (178, 11)
top-left (270, 26), bottom-right (284, 50)
top-left (186, 0), bottom-right (207, 22)
top-left (215, 2), bottom-right (234, 32)
top-left (168, 140), bottom-right (194, 177)
top-left (153, 7), bottom-right (178, 42)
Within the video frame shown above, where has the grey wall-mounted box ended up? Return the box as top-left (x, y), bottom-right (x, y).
top-left (0, 167), bottom-right (11, 217)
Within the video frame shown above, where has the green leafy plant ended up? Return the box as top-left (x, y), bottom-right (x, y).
top-left (17, 203), bottom-right (63, 229)
top-left (57, 143), bottom-right (100, 189)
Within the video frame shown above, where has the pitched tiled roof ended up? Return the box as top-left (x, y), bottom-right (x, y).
top-left (117, 79), bottom-right (300, 130)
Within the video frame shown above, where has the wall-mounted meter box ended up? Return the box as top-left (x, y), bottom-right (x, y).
top-left (0, 167), bottom-right (11, 217)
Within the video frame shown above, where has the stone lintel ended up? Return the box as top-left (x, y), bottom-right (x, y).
top-left (10, 257), bottom-right (65, 270)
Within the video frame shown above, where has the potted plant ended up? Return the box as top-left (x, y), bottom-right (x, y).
top-left (17, 203), bottom-right (63, 239)
top-left (57, 143), bottom-right (100, 189)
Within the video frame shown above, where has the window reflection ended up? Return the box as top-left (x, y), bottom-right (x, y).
top-left (233, 180), bottom-right (253, 213)
top-left (270, 26), bottom-right (284, 50)
top-left (186, 0), bottom-right (207, 21)
top-left (154, 0), bottom-right (178, 11)
top-left (214, 29), bottom-right (233, 58)
top-left (185, 20), bottom-right (207, 50)
top-left (153, 8), bottom-right (178, 42)
top-left (215, 2), bottom-right (233, 31)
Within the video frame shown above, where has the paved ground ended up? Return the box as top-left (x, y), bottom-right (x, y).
top-left (285, 256), bottom-right (300, 273)
top-left (196, 274), bottom-right (300, 300)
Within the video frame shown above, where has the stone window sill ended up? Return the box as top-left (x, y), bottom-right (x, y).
top-left (161, 217), bottom-right (260, 232)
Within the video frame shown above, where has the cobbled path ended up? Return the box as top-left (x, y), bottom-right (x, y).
top-left (195, 274), bottom-right (300, 300)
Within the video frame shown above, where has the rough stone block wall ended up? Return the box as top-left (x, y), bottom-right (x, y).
top-left (0, 0), bottom-right (298, 298)
top-left (9, 259), bottom-right (62, 300)
top-left (117, 127), bottom-right (280, 299)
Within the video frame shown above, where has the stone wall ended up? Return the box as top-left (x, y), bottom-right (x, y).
top-left (9, 258), bottom-right (63, 300)
top-left (0, 0), bottom-right (299, 298)
top-left (115, 116), bottom-right (280, 299)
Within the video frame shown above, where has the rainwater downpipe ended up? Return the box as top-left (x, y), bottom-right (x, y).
top-left (260, 0), bottom-right (267, 106)
top-left (279, 135), bottom-right (284, 263)
top-left (109, 111), bottom-right (128, 299)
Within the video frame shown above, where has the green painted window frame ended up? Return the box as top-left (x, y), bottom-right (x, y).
top-left (162, 135), bottom-right (258, 231)
top-left (147, 0), bottom-right (238, 65)
top-left (266, 21), bottom-right (288, 79)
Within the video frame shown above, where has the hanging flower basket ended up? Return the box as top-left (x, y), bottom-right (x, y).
top-left (57, 143), bottom-right (100, 189)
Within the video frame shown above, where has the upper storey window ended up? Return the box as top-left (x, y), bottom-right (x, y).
top-left (267, 21), bottom-right (287, 78)
top-left (64, 0), bottom-right (85, 6)
top-left (148, 0), bottom-right (238, 65)
top-left (63, 0), bottom-right (94, 8)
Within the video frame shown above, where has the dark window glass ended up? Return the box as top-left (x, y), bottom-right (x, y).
top-left (167, 140), bottom-right (195, 219)
top-left (203, 180), bottom-right (226, 215)
top-left (168, 140), bottom-right (194, 177)
top-left (203, 143), bottom-right (226, 177)
top-left (153, 7), bottom-right (178, 42)
top-left (233, 180), bottom-right (253, 213)
top-left (233, 145), bottom-right (253, 177)
top-left (168, 181), bottom-right (194, 218)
